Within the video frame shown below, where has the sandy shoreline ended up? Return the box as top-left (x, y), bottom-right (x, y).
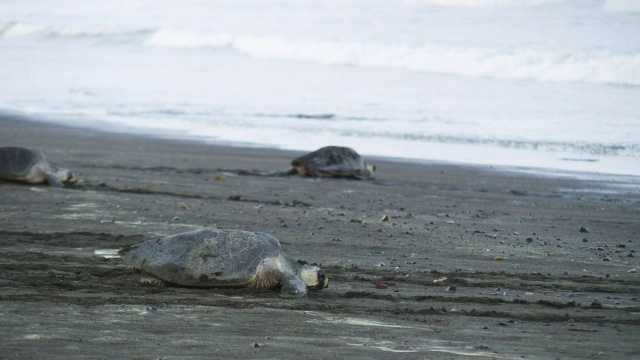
top-left (1, 114), bottom-right (639, 359)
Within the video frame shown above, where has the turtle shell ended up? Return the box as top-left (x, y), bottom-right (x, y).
top-left (118, 229), bottom-right (283, 287)
top-left (291, 146), bottom-right (368, 178)
top-left (0, 147), bottom-right (47, 180)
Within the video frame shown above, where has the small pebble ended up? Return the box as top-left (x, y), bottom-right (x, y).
top-left (579, 226), bottom-right (590, 233)
top-left (252, 342), bottom-right (262, 348)
top-left (145, 306), bottom-right (158, 312)
top-left (602, 257), bottom-right (612, 262)
top-left (444, 285), bottom-right (457, 293)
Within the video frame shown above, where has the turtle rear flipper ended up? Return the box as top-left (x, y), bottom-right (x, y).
top-left (279, 274), bottom-right (307, 298)
top-left (267, 168), bottom-right (297, 177)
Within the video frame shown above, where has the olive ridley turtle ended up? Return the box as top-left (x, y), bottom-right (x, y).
top-left (118, 229), bottom-right (328, 297)
top-left (286, 146), bottom-right (375, 179)
top-left (0, 147), bottom-right (77, 186)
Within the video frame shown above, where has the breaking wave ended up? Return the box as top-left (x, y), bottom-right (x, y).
top-left (145, 29), bottom-right (640, 86)
top-left (403, 0), bottom-right (566, 7)
top-left (2, 20), bottom-right (639, 86)
top-left (0, 21), bottom-right (151, 40)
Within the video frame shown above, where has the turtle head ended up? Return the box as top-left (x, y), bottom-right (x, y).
top-left (54, 167), bottom-right (78, 184)
top-left (366, 163), bottom-right (376, 175)
top-left (299, 265), bottom-right (328, 290)
top-left (361, 163), bottom-right (376, 179)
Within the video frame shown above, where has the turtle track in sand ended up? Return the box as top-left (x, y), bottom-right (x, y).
top-left (1, 231), bottom-right (636, 327)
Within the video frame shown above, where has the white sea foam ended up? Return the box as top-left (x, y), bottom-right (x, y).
top-left (1, 22), bottom-right (50, 37)
top-left (145, 28), bottom-right (232, 48)
top-left (3, 19), bottom-right (639, 86)
top-left (145, 30), bottom-right (640, 86)
top-left (603, 0), bottom-right (640, 12)
top-left (404, 0), bottom-right (565, 7)
top-left (0, 21), bottom-right (150, 39)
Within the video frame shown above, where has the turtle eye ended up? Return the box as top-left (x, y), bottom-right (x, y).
top-left (317, 270), bottom-right (327, 288)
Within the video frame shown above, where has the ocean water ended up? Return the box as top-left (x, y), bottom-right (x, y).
top-left (1, 0), bottom-right (639, 176)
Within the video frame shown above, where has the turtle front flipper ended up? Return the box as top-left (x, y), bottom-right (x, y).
top-left (279, 274), bottom-right (307, 298)
top-left (42, 171), bottom-right (64, 187)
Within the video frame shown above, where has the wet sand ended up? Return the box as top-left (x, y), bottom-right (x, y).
top-left (0, 114), bottom-right (639, 359)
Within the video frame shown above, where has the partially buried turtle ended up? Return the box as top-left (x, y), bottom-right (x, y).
top-left (118, 229), bottom-right (328, 298)
top-left (0, 146), bottom-right (77, 186)
top-left (285, 146), bottom-right (375, 179)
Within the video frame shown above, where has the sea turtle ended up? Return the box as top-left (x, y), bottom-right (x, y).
top-left (118, 229), bottom-right (328, 298)
top-left (0, 146), bottom-right (77, 186)
top-left (286, 146), bottom-right (375, 179)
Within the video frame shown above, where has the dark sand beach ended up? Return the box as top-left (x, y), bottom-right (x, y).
top-left (1, 114), bottom-right (638, 359)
